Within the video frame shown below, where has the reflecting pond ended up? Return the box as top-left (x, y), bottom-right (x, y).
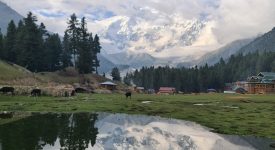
top-left (0, 112), bottom-right (274, 150)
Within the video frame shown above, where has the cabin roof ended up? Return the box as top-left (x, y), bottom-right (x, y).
top-left (207, 88), bottom-right (217, 91)
top-left (159, 87), bottom-right (175, 91)
top-left (136, 87), bottom-right (145, 90)
top-left (257, 72), bottom-right (275, 82)
top-left (258, 72), bottom-right (275, 77)
top-left (100, 81), bottom-right (117, 86)
top-left (233, 86), bottom-right (246, 91)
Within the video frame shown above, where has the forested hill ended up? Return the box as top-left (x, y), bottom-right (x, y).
top-left (197, 38), bottom-right (254, 66)
top-left (238, 27), bottom-right (275, 54)
top-left (195, 27), bottom-right (275, 67)
top-left (125, 51), bottom-right (275, 92)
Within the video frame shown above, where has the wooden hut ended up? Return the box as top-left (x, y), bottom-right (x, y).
top-left (246, 72), bottom-right (275, 94)
top-left (100, 81), bottom-right (117, 90)
top-left (158, 87), bottom-right (176, 94)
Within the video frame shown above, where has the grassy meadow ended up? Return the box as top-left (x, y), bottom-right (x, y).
top-left (0, 93), bottom-right (274, 139)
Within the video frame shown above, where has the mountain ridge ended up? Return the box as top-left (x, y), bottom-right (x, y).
top-left (238, 27), bottom-right (275, 55)
top-left (0, 1), bottom-right (23, 34)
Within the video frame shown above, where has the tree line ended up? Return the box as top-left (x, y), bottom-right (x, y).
top-left (124, 51), bottom-right (275, 92)
top-left (0, 12), bottom-right (101, 73)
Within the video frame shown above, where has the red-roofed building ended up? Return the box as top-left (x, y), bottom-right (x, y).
top-left (158, 87), bottom-right (176, 94)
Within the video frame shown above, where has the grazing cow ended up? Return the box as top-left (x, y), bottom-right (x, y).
top-left (125, 91), bottom-right (132, 99)
top-left (0, 111), bottom-right (13, 119)
top-left (0, 87), bottom-right (14, 95)
top-left (71, 90), bottom-right (76, 96)
top-left (31, 89), bottom-right (41, 97)
top-left (75, 87), bottom-right (88, 93)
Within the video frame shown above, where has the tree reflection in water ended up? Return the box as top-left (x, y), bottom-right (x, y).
top-left (0, 113), bottom-right (98, 150)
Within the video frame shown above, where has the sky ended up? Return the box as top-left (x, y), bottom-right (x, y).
top-left (2, 0), bottom-right (275, 45)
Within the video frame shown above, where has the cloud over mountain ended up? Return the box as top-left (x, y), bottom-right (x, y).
top-left (2, 0), bottom-right (275, 44)
top-left (1, 0), bottom-right (275, 64)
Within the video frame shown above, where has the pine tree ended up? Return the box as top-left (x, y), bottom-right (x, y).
top-left (66, 13), bottom-right (79, 68)
top-left (61, 31), bottom-right (72, 68)
top-left (0, 28), bottom-right (3, 59)
top-left (77, 17), bottom-right (92, 74)
top-left (93, 34), bottom-right (101, 74)
top-left (88, 33), bottom-right (95, 72)
top-left (44, 34), bottom-right (62, 71)
top-left (123, 73), bottom-right (131, 85)
top-left (14, 20), bottom-right (24, 65)
top-left (39, 23), bottom-right (48, 36)
top-left (111, 67), bottom-right (121, 81)
top-left (20, 12), bottom-right (44, 72)
top-left (4, 20), bottom-right (17, 62)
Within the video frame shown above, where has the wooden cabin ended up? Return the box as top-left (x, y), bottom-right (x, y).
top-left (246, 83), bottom-right (274, 94)
top-left (158, 87), bottom-right (176, 94)
top-left (100, 81), bottom-right (117, 90)
top-left (246, 72), bottom-right (275, 94)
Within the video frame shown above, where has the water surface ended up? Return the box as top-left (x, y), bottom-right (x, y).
top-left (0, 112), bottom-right (274, 150)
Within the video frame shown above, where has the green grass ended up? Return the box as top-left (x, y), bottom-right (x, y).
top-left (0, 93), bottom-right (275, 139)
top-left (0, 61), bottom-right (30, 80)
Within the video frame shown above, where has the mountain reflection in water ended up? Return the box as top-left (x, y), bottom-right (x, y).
top-left (0, 113), bottom-right (274, 150)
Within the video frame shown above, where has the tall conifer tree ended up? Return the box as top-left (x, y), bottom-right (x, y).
top-left (20, 12), bottom-right (44, 72)
top-left (14, 20), bottom-right (24, 65)
top-left (44, 34), bottom-right (62, 71)
top-left (66, 13), bottom-right (79, 68)
top-left (0, 29), bottom-right (3, 59)
top-left (93, 34), bottom-right (101, 74)
top-left (4, 20), bottom-right (17, 62)
top-left (78, 17), bottom-right (92, 74)
top-left (61, 31), bottom-right (72, 68)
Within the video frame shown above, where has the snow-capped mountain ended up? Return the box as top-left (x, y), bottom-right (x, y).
top-left (92, 7), bottom-right (219, 72)
top-left (95, 8), bottom-right (215, 55)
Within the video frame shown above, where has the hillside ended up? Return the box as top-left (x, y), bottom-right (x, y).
top-left (196, 26), bottom-right (275, 66)
top-left (0, 60), bottom-right (127, 91)
top-left (238, 27), bottom-right (275, 54)
top-left (0, 1), bottom-right (23, 34)
top-left (0, 60), bottom-right (32, 83)
top-left (197, 38), bottom-right (254, 66)
top-left (97, 54), bottom-right (116, 74)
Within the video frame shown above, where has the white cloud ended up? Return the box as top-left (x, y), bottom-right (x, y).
top-left (212, 0), bottom-right (275, 43)
top-left (2, 0), bottom-right (275, 45)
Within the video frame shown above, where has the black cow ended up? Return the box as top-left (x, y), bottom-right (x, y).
top-left (125, 91), bottom-right (132, 99)
top-left (71, 90), bottom-right (76, 96)
top-left (31, 89), bottom-right (41, 97)
top-left (0, 87), bottom-right (14, 95)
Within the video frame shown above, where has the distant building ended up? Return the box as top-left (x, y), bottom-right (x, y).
top-left (207, 89), bottom-right (217, 93)
top-left (100, 81), bottom-right (117, 90)
top-left (158, 87), bottom-right (176, 94)
top-left (246, 72), bottom-right (275, 94)
top-left (224, 83), bottom-right (233, 91)
top-left (233, 86), bottom-right (247, 94)
top-left (135, 87), bottom-right (145, 93)
top-left (234, 81), bottom-right (247, 89)
top-left (224, 81), bottom-right (247, 93)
